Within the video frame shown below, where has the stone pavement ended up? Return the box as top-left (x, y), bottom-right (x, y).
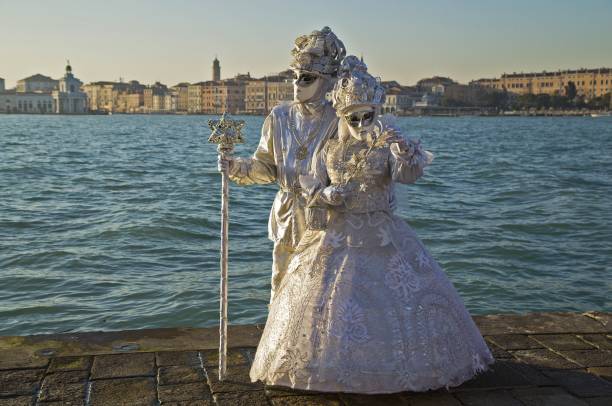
top-left (1, 311), bottom-right (611, 405)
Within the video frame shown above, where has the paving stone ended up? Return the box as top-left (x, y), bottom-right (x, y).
top-left (511, 386), bottom-right (588, 405)
top-left (487, 334), bottom-right (543, 350)
top-left (484, 340), bottom-right (513, 359)
top-left (270, 394), bottom-right (343, 405)
top-left (40, 383), bottom-right (85, 404)
top-left (0, 396), bottom-right (33, 406)
top-left (0, 369), bottom-right (45, 397)
top-left (213, 390), bottom-right (269, 405)
top-left (558, 349), bottom-right (612, 367)
top-left (578, 334), bottom-right (612, 350)
top-left (90, 352), bottom-right (155, 379)
top-left (47, 356), bottom-right (92, 372)
top-left (265, 386), bottom-right (332, 399)
top-left (206, 364), bottom-right (263, 393)
top-left (588, 367), bottom-right (612, 381)
top-left (504, 361), bottom-right (555, 386)
top-left (158, 365), bottom-right (205, 385)
top-left (162, 401), bottom-right (213, 406)
top-left (529, 334), bottom-right (597, 350)
top-left (584, 397), bottom-right (612, 406)
top-left (454, 389), bottom-right (524, 406)
top-left (0, 355), bottom-right (48, 371)
top-left (39, 370), bottom-right (88, 402)
top-left (583, 311), bottom-right (612, 332)
top-left (157, 381), bottom-right (212, 403)
top-left (38, 402), bottom-right (83, 406)
top-left (403, 392), bottom-right (463, 405)
top-left (510, 348), bottom-right (582, 369)
top-left (449, 360), bottom-right (531, 390)
top-left (156, 351), bottom-right (200, 367)
top-left (338, 392), bottom-right (411, 405)
top-left (199, 348), bottom-right (250, 368)
top-left (473, 315), bottom-right (512, 335)
top-left (89, 377), bottom-right (157, 406)
top-left (501, 312), bottom-right (607, 334)
top-left (541, 368), bottom-right (612, 397)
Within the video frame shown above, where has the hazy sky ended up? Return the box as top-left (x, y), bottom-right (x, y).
top-left (1, 0), bottom-right (611, 88)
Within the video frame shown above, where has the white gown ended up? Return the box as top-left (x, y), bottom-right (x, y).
top-left (249, 128), bottom-right (495, 394)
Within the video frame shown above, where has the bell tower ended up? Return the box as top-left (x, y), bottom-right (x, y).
top-left (212, 57), bottom-right (221, 81)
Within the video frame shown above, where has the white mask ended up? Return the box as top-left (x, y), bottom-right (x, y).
top-left (293, 71), bottom-right (327, 103)
top-left (342, 107), bottom-right (377, 142)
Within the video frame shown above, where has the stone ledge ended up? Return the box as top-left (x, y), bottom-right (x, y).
top-left (0, 311), bottom-right (611, 405)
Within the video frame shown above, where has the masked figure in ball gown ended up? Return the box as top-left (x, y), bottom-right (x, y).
top-left (219, 27), bottom-right (346, 302)
top-left (250, 56), bottom-right (495, 393)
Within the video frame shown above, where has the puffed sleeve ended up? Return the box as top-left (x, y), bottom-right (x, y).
top-left (228, 113), bottom-right (277, 185)
top-left (389, 138), bottom-right (434, 184)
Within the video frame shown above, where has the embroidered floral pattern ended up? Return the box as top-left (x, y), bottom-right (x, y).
top-left (384, 253), bottom-right (420, 303)
top-left (249, 128), bottom-right (494, 393)
top-left (415, 248), bottom-right (432, 272)
top-left (333, 298), bottom-right (369, 345)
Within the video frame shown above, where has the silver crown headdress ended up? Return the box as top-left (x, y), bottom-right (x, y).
top-left (331, 55), bottom-right (386, 114)
top-left (290, 26), bottom-right (346, 76)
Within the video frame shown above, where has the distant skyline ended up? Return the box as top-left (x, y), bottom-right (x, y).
top-left (1, 0), bottom-right (611, 88)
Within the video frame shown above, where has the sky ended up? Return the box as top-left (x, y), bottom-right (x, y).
top-left (1, 0), bottom-right (611, 88)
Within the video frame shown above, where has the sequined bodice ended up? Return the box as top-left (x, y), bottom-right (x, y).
top-left (325, 138), bottom-right (392, 213)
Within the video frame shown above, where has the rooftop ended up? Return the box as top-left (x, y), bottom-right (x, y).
top-left (19, 74), bottom-right (57, 82)
top-left (1, 311), bottom-right (610, 405)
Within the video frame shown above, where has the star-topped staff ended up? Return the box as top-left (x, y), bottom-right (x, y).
top-left (208, 113), bottom-right (245, 381)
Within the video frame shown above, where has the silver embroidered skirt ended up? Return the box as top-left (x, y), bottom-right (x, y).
top-left (250, 210), bottom-right (495, 393)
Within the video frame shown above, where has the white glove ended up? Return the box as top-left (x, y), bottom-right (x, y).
top-left (319, 185), bottom-right (346, 206)
top-left (217, 155), bottom-right (235, 173)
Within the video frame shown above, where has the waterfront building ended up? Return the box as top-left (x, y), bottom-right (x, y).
top-left (83, 81), bottom-right (132, 112)
top-left (0, 78), bottom-right (4, 92)
top-left (201, 79), bottom-right (246, 114)
top-left (143, 82), bottom-right (168, 112)
top-left (113, 81), bottom-right (145, 113)
top-left (382, 87), bottom-right (420, 114)
top-left (212, 57), bottom-right (221, 81)
top-left (245, 79), bottom-right (267, 114)
top-left (171, 83), bottom-right (190, 112)
top-left (115, 92), bottom-right (144, 113)
top-left (51, 62), bottom-right (87, 114)
top-left (473, 68), bottom-right (612, 99)
top-left (0, 91), bottom-right (53, 113)
top-left (245, 70), bottom-right (294, 114)
top-left (380, 81), bottom-right (422, 114)
top-left (152, 92), bottom-right (176, 113)
top-left (16, 74), bottom-right (58, 93)
top-left (187, 82), bottom-right (206, 113)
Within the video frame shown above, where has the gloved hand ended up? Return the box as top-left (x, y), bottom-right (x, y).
top-left (217, 155), bottom-right (235, 173)
top-left (383, 129), bottom-right (410, 152)
top-left (319, 185), bottom-right (348, 206)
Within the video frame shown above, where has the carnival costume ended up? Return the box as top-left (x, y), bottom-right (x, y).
top-left (226, 27), bottom-right (346, 301)
top-left (250, 57), bottom-right (495, 393)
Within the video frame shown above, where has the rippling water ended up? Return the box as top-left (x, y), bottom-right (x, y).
top-left (1, 114), bottom-right (611, 336)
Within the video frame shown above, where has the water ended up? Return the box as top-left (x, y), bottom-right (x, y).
top-left (1, 114), bottom-right (611, 336)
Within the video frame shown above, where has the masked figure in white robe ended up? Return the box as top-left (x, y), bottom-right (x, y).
top-left (219, 27), bottom-right (346, 302)
top-left (250, 57), bottom-right (495, 393)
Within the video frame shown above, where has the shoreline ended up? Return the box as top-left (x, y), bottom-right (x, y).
top-left (1, 311), bottom-right (611, 404)
top-left (1, 110), bottom-right (611, 118)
